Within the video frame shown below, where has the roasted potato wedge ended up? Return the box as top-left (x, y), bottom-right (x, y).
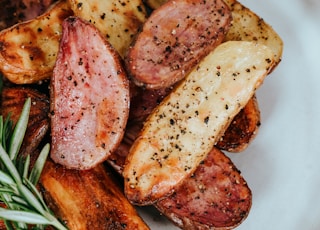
top-left (224, 0), bottom-right (283, 67)
top-left (109, 122), bottom-right (252, 229)
top-left (0, 0), bottom-right (73, 84)
top-left (155, 146), bottom-right (251, 229)
top-left (139, 0), bottom-right (283, 65)
top-left (68, 0), bottom-right (147, 58)
top-left (40, 161), bottom-right (150, 230)
top-left (137, 0), bottom-right (282, 153)
top-left (125, 0), bottom-right (231, 89)
top-left (0, 86), bottom-right (50, 157)
top-left (50, 17), bottom-right (130, 170)
top-left (123, 41), bottom-right (275, 205)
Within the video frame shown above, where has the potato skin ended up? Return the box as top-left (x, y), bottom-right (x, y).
top-left (0, 0), bottom-right (73, 84)
top-left (50, 17), bottom-right (130, 170)
top-left (109, 124), bottom-right (251, 230)
top-left (123, 41), bottom-right (275, 205)
top-left (0, 0), bottom-right (56, 30)
top-left (69, 0), bottom-right (147, 58)
top-left (155, 147), bottom-right (251, 230)
top-left (0, 87), bottom-right (50, 157)
top-left (224, 0), bottom-right (283, 66)
top-left (125, 0), bottom-right (232, 89)
top-left (216, 95), bottom-right (261, 152)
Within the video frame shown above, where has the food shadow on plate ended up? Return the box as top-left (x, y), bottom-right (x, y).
top-left (136, 205), bottom-right (179, 229)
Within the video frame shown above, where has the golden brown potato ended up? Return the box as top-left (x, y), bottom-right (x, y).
top-left (0, 0), bottom-right (73, 84)
top-left (224, 0), bottom-right (283, 66)
top-left (123, 41), bottom-right (275, 205)
top-left (40, 161), bottom-right (150, 230)
top-left (68, 0), bottom-right (147, 58)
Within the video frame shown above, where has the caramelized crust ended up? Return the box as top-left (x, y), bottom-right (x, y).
top-left (156, 147), bottom-right (251, 229)
top-left (0, 86), bottom-right (50, 157)
top-left (216, 95), bottom-right (261, 152)
top-left (109, 125), bottom-right (251, 229)
top-left (40, 161), bottom-right (150, 230)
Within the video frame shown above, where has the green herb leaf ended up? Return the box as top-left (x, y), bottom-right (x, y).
top-left (0, 208), bottom-right (52, 225)
top-left (29, 143), bottom-right (50, 185)
top-left (8, 97), bottom-right (30, 161)
top-left (0, 98), bottom-right (68, 230)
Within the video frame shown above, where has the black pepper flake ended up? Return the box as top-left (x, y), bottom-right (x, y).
top-left (137, 5), bottom-right (143, 12)
top-left (100, 13), bottom-right (106, 20)
top-left (165, 46), bottom-right (172, 53)
top-left (204, 116), bottom-right (209, 124)
top-left (170, 118), bottom-right (175, 125)
top-left (77, 2), bottom-right (83, 9)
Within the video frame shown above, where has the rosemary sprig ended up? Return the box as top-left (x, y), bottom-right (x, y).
top-left (0, 98), bottom-right (67, 230)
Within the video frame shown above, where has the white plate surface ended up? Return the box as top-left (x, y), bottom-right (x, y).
top-left (139, 0), bottom-right (320, 229)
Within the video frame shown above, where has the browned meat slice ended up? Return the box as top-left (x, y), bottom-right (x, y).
top-left (125, 0), bottom-right (232, 89)
top-left (155, 147), bottom-right (251, 229)
top-left (50, 17), bottom-right (130, 170)
top-left (40, 161), bottom-right (150, 230)
top-left (0, 86), bottom-right (50, 157)
top-left (216, 95), bottom-right (261, 152)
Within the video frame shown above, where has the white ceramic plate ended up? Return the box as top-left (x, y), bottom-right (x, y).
top-left (138, 0), bottom-right (320, 229)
